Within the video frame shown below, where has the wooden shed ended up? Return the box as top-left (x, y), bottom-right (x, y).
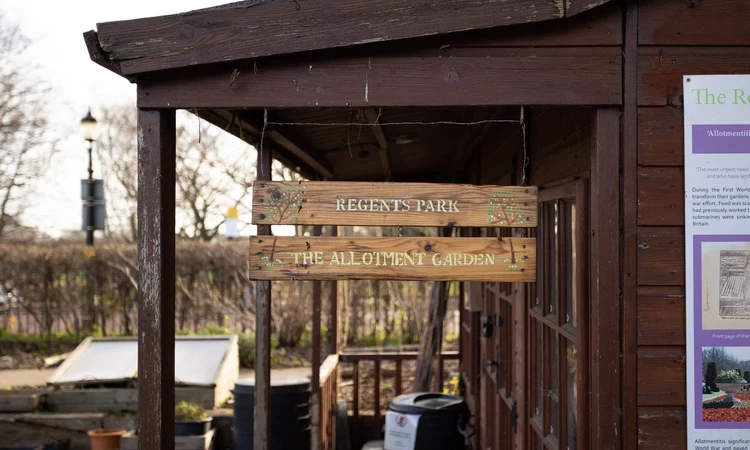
top-left (82, 1), bottom-right (750, 449)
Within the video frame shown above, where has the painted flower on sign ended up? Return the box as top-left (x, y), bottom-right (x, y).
top-left (264, 185), bottom-right (306, 224)
top-left (487, 193), bottom-right (527, 226)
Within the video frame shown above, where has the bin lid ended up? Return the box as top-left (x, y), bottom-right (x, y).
top-left (234, 376), bottom-right (310, 394)
top-left (389, 393), bottom-right (469, 416)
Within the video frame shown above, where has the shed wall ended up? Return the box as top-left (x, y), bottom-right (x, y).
top-left (635, 1), bottom-right (750, 448)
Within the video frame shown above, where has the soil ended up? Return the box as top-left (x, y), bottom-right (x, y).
top-left (0, 419), bottom-right (88, 450)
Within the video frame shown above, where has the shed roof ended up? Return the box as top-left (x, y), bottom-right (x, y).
top-left (84, 0), bottom-right (616, 79)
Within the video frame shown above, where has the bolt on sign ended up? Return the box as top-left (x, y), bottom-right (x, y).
top-left (250, 181), bottom-right (538, 282)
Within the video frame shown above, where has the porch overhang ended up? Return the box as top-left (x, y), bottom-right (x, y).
top-left (84, 0), bottom-right (616, 79)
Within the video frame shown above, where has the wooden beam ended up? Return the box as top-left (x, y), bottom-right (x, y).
top-left (311, 226), bottom-right (322, 450)
top-left (93, 0), bottom-right (616, 76)
top-left (254, 146), bottom-right (273, 450)
top-left (136, 48), bottom-right (623, 109)
top-left (195, 109), bottom-right (321, 181)
top-left (137, 109), bottom-right (176, 450)
top-left (238, 110), bottom-right (335, 180)
top-left (590, 108), bottom-right (621, 450)
top-left (328, 226), bottom-right (338, 356)
top-left (363, 109), bottom-right (392, 181)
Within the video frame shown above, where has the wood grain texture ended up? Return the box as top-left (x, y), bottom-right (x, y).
top-left (639, 0), bottom-right (750, 46)
top-left (621, 5), bottom-right (638, 448)
top-left (638, 407), bottom-right (687, 450)
top-left (252, 181), bottom-right (538, 227)
top-left (590, 108), bottom-right (621, 450)
top-left (637, 167), bottom-right (684, 226)
top-left (137, 48), bottom-right (622, 109)
top-left (637, 347), bottom-right (686, 406)
top-left (637, 288), bottom-right (686, 346)
top-left (637, 227), bottom-right (685, 286)
top-left (638, 47), bottom-right (750, 106)
top-left (137, 109), bottom-right (176, 450)
top-left (94, 0), bottom-right (615, 75)
top-left (249, 236), bottom-right (536, 282)
top-left (638, 107), bottom-right (683, 166)
top-left (254, 146), bottom-right (273, 450)
top-left (446, 2), bottom-right (622, 48)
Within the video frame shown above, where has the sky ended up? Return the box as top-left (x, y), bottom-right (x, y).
top-left (0, 0), bottom-right (266, 238)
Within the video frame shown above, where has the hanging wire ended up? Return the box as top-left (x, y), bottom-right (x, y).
top-left (520, 106), bottom-right (529, 186)
top-left (259, 109), bottom-right (268, 178)
top-left (265, 118), bottom-right (522, 127)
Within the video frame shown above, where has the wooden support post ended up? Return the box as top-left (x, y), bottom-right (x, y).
top-left (329, 226), bottom-right (338, 356)
top-left (311, 225), bottom-right (323, 450)
top-left (254, 147), bottom-right (273, 450)
top-left (590, 108), bottom-right (621, 450)
top-left (137, 109), bottom-right (176, 450)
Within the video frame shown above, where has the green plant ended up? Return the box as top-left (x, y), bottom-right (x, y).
top-left (198, 321), bottom-right (230, 336)
top-left (716, 370), bottom-right (743, 382)
top-left (237, 332), bottom-right (280, 368)
top-left (175, 401), bottom-right (207, 421)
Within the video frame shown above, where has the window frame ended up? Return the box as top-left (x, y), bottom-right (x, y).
top-left (528, 179), bottom-right (589, 450)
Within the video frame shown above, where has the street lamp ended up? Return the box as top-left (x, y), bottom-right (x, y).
top-left (80, 108), bottom-right (99, 246)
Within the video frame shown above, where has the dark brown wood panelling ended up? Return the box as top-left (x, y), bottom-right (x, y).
top-left (637, 227), bottom-right (685, 286)
top-left (637, 289), bottom-right (686, 346)
top-left (638, 47), bottom-right (750, 106)
top-left (638, 107), bottom-right (683, 166)
top-left (527, 107), bottom-right (592, 187)
top-left (639, 0), bottom-right (750, 46)
top-left (622, 3), bottom-right (639, 449)
top-left (138, 49), bottom-right (623, 109)
top-left (637, 347), bottom-right (686, 406)
top-left (637, 407), bottom-right (687, 450)
top-left (637, 167), bottom-right (684, 226)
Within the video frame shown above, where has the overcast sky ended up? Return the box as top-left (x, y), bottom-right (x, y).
top-left (0, 0), bottom-right (254, 238)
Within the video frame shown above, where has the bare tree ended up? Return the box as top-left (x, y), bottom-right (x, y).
top-left (97, 105), bottom-right (139, 241)
top-left (96, 107), bottom-right (254, 241)
top-left (175, 118), bottom-right (254, 241)
top-left (0, 12), bottom-right (55, 239)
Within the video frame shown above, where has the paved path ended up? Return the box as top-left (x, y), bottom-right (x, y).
top-left (0, 369), bottom-right (55, 388)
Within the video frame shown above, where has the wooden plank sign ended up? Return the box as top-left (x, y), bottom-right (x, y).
top-left (249, 236), bottom-right (535, 282)
top-left (252, 181), bottom-right (537, 227)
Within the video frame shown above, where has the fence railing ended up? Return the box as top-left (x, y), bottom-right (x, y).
top-left (337, 350), bottom-right (460, 446)
top-left (319, 354), bottom-right (339, 450)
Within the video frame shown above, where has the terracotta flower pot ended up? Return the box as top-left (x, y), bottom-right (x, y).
top-left (87, 428), bottom-right (126, 450)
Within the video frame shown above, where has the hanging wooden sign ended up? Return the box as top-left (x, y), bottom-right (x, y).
top-left (249, 236), bottom-right (535, 281)
top-left (251, 181), bottom-right (537, 228)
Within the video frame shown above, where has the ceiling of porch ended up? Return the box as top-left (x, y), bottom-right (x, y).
top-left (196, 106), bottom-right (524, 182)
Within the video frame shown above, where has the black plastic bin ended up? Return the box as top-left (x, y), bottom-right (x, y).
top-left (233, 377), bottom-right (311, 450)
top-left (385, 393), bottom-right (469, 450)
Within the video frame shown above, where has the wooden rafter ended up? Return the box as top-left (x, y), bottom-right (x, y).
top-left (194, 109), bottom-right (317, 180)
top-left (239, 110), bottom-right (335, 180)
top-left (363, 108), bottom-right (392, 181)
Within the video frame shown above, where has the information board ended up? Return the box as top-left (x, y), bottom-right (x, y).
top-left (684, 75), bottom-right (750, 449)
